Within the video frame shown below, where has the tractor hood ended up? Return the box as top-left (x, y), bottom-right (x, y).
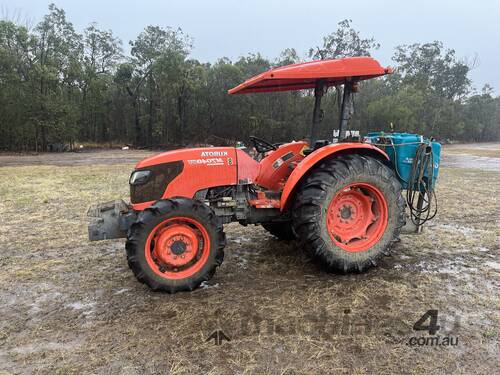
top-left (130, 147), bottom-right (242, 210)
top-left (228, 57), bottom-right (392, 94)
top-left (134, 147), bottom-right (235, 169)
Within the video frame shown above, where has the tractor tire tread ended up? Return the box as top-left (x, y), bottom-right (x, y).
top-left (125, 197), bottom-right (225, 293)
top-left (292, 154), bottom-right (405, 273)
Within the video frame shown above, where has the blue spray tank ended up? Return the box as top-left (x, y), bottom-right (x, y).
top-left (364, 132), bottom-right (441, 189)
top-left (364, 132), bottom-right (441, 227)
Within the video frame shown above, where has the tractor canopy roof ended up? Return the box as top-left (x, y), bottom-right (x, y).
top-left (228, 56), bottom-right (392, 94)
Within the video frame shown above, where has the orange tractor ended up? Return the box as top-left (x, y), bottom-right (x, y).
top-left (88, 57), bottom-right (440, 293)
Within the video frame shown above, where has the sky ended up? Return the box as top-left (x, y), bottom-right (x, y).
top-left (2, 0), bottom-right (499, 93)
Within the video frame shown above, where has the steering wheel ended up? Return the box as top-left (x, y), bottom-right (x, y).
top-left (249, 135), bottom-right (278, 154)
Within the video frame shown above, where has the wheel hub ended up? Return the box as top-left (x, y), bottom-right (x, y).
top-left (340, 205), bottom-right (353, 220)
top-left (144, 216), bottom-right (212, 280)
top-left (153, 224), bottom-right (199, 267)
top-left (171, 240), bottom-right (187, 255)
top-left (326, 183), bottom-right (388, 252)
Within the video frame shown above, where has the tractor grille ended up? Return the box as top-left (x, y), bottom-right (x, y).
top-left (130, 161), bottom-right (183, 204)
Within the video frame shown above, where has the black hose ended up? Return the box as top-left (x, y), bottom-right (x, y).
top-left (406, 143), bottom-right (438, 226)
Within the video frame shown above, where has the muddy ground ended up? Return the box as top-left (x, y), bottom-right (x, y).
top-left (0, 144), bottom-right (498, 374)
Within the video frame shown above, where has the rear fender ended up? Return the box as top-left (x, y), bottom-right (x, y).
top-left (280, 143), bottom-right (389, 211)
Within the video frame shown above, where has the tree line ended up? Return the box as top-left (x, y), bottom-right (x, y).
top-left (1, 5), bottom-right (499, 151)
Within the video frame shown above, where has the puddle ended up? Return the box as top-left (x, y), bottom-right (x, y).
top-left (442, 154), bottom-right (500, 172)
top-left (66, 301), bottom-right (96, 318)
top-left (435, 223), bottom-right (483, 236)
top-left (235, 255), bottom-right (249, 269)
top-left (11, 338), bottom-right (83, 355)
top-left (228, 235), bottom-right (252, 244)
top-left (200, 281), bottom-right (219, 289)
top-left (484, 261), bottom-right (500, 270)
top-left (67, 302), bottom-right (90, 310)
top-left (113, 288), bottom-right (130, 295)
top-left (395, 259), bottom-right (478, 276)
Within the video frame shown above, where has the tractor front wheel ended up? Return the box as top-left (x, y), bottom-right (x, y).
top-left (292, 154), bottom-right (405, 272)
top-left (126, 198), bottom-right (225, 292)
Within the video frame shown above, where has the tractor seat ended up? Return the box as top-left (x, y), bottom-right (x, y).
top-left (303, 139), bottom-right (330, 155)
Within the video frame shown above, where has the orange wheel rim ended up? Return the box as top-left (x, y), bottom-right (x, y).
top-left (326, 183), bottom-right (388, 252)
top-left (145, 217), bottom-right (210, 279)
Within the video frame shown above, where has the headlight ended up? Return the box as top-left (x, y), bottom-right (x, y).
top-left (129, 170), bottom-right (151, 185)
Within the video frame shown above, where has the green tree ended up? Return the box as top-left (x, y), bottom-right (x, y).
top-left (0, 20), bottom-right (34, 150)
top-left (79, 23), bottom-right (122, 143)
top-left (128, 26), bottom-right (192, 146)
top-left (463, 85), bottom-right (499, 141)
top-left (309, 19), bottom-right (380, 119)
top-left (390, 41), bottom-right (472, 137)
top-left (32, 3), bottom-right (82, 151)
top-left (309, 19), bottom-right (379, 60)
top-left (392, 41), bottom-right (470, 100)
top-left (1, 4), bottom-right (499, 151)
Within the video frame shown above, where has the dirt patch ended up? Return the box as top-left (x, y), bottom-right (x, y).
top-left (0, 145), bottom-right (499, 374)
top-left (0, 149), bottom-right (155, 167)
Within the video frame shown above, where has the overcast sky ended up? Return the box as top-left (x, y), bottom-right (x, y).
top-left (2, 0), bottom-right (499, 93)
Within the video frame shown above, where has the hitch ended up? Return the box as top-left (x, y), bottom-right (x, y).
top-left (87, 200), bottom-right (136, 241)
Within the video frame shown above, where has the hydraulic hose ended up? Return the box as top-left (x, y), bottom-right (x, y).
top-left (406, 143), bottom-right (438, 226)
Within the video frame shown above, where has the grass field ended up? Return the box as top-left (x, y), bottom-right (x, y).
top-left (0, 146), bottom-right (499, 374)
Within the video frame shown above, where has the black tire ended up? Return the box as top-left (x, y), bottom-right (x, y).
top-left (126, 198), bottom-right (225, 293)
top-left (292, 154), bottom-right (405, 272)
top-left (261, 222), bottom-right (296, 240)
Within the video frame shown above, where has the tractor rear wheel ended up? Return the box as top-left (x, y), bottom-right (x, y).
top-left (261, 222), bottom-right (296, 240)
top-left (292, 154), bottom-right (405, 272)
top-left (126, 198), bottom-right (225, 292)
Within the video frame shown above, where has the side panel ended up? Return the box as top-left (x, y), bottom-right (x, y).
top-left (164, 148), bottom-right (238, 197)
top-left (280, 143), bottom-right (389, 210)
top-left (235, 149), bottom-right (260, 183)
